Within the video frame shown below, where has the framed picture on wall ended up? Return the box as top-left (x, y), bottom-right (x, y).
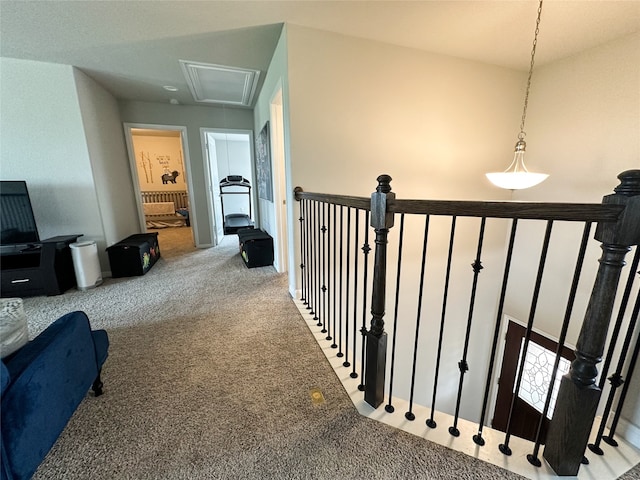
top-left (256, 121), bottom-right (273, 202)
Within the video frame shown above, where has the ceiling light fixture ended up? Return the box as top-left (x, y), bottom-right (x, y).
top-left (163, 85), bottom-right (178, 92)
top-left (486, 0), bottom-right (549, 190)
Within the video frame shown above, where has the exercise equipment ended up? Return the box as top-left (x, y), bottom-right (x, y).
top-left (220, 175), bottom-right (254, 234)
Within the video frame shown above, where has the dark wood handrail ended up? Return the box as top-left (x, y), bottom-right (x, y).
top-left (294, 188), bottom-right (625, 223)
top-left (390, 199), bottom-right (624, 222)
top-left (294, 190), bottom-right (371, 211)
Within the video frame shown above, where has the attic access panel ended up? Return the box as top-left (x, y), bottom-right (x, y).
top-left (179, 60), bottom-right (260, 107)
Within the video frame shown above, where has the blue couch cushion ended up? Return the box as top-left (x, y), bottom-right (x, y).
top-left (0, 362), bottom-right (9, 480)
top-left (1, 311), bottom-right (106, 480)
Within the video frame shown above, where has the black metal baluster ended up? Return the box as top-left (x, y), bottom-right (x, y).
top-left (406, 215), bottom-right (430, 421)
top-left (326, 204), bottom-right (332, 342)
top-left (308, 200), bottom-right (315, 314)
top-left (315, 201), bottom-right (321, 326)
top-left (528, 222), bottom-right (592, 466)
top-left (312, 200), bottom-right (318, 324)
top-left (305, 199), bottom-right (312, 311)
top-left (450, 217), bottom-right (487, 437)
top-left (499, 220), bottom-right (554, 455)
top-left (337, 206), bottom-right (345, 358)
top-left (299, 199), bottom-right (306, 304)
top-left (602, 288), bottom-right (640, 446)
top-left (351, 209), bottom-right (360, 378)
top-left (589, 247), bottom-right (640, 454)
top-left (314, 200), bottom-right (320, 318)
top-left (359, 210), bottom-right (371, 391)
top-left (321, 202), bottom-right (328, 332)
top-left (385, 213), bottom-right (405, 413)
top-left (332, 204), bottom-right (338, 349)
top-left (473, 219), bottom-right (518, 445)
top-left (343, 207), bottom-right (352, 368)
top-left (427, 216), bottom-right (457, 429)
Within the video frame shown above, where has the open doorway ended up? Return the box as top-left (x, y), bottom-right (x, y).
top-left (123, 124), bottom-right (195, 254)
top-left (201, 129), bottom-right (255, 246)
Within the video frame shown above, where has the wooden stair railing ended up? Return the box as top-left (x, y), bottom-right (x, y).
top-left (294, 169), bottom-right (639, 476)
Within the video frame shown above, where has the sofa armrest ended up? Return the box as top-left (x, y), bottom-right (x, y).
top-left (92, 329), bottom-right (109, 368)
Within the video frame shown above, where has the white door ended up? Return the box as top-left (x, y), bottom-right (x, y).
top-left (270, 88), bottom-right (288, 273)
top-left (205, 135), bottom-right (225, 245)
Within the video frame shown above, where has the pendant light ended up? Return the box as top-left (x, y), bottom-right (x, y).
top-left (486, 0), bottom-right (549, 190)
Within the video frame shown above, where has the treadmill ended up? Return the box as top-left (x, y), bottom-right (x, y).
top-left (219, 175), bottom-right (255, 234)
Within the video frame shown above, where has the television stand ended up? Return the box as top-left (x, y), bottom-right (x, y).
top-left (1, 235), bottom-right (81, 298)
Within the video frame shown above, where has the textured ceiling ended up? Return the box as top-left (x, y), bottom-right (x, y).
top-left (1, 1), bottom-right (639, 107)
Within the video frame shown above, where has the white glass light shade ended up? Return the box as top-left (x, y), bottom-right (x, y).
top-left (486, 171), bottom-right (549, 190)
top-left (486, 140), bottom-right (548, 190)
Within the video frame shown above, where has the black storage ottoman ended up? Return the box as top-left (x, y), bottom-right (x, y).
top-left (107, 233), bottom-right (161, 277)
top-left (238, 228), bottom-right (273, 268)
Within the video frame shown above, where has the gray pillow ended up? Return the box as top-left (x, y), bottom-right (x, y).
top-left (0, 298), bottom-right (28, 358)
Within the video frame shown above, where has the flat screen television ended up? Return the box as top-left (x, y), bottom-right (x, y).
top-left (1, 181), bottom-right (40, 249)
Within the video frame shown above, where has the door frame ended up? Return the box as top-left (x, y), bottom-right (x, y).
top-left (200, 128), bottom-right (256, 246)
top-left (269, 84), bottom-right (288, 274)
top-left (123, 123), bottom-right (198, 244)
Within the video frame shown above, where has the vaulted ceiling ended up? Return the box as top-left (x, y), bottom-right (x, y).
top-left (1, 1), bottom-right (638, 107)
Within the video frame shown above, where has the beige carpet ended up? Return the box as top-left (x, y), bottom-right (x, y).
top-left (16, 227), bottom-right (635, 479)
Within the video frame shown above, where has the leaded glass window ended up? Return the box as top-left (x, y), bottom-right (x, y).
top-left (515, 339), bottom-right (571, 419)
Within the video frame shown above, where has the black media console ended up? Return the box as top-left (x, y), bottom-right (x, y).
top-left (0, 235), bottom-right (81, 298)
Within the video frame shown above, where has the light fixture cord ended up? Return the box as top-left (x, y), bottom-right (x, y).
top-left (518, 0), bottom-right (544, 140)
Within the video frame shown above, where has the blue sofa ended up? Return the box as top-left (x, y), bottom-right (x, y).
top-left (0, 311), bottom-right (109, 480)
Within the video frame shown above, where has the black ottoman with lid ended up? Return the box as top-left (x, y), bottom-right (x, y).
top-left (237, 228), bottom-right (273, 268)
top-left (106, 233), bottom-right (160, 277)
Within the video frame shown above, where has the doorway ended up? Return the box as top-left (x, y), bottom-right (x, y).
top-left (200, 129), bottom-right (255, 246)
top-left (123, 124), bottom-right (196, 252)
top-left (492, 320), bottom-right (574, 443)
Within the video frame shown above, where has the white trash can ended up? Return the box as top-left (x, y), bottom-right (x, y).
top-left (69, 241), bottom-right (103, 291)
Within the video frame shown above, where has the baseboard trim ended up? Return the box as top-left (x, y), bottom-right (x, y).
top-left (615, 415), bottom-right (640, 450)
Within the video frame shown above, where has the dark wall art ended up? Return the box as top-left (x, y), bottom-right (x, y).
top-left (256, 121), bottom-right (273, 202)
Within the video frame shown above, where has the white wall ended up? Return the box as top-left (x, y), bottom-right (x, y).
top-left (253, 27), bottom-right (294, 287)
top-left (514, 32), bottom-right (640, 205)
top-left (131, 133), bottom-right (186, 192)
top-left (215, 138), bottom-right (253, 219)
top-left (74, 68), bottom-right (140, 265)
top-left (0, 58), bottom-right (107, 266)
top-left (286, 25), bottom-right (524, 201)
top-left (254, 29), bottom-right (290, 237)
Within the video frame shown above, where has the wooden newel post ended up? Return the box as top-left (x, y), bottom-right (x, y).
top-left (364, 174), bottom-right (395, 408)
top-left (544, 170), bottom-right (640, 475)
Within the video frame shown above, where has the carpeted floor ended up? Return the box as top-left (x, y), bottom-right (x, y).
top-left (18, 227), bottom-right (637, 479)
